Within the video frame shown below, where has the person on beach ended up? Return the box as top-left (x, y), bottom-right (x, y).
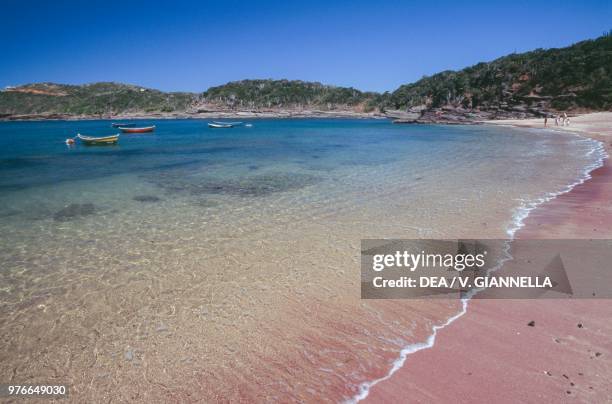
top-left (544, 116), bottom-right (548, 127)
top-left (555, 115), bottom-right (559, 126)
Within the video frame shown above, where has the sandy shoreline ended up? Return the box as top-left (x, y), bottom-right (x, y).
top-left (363, 112), bottom-right (612, 402)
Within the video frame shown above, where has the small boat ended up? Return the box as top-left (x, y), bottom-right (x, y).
top-left (208, 122), bottom-right (233, 128)
top-left (77, 133), bottom-right (120, 145)
top-left (111, 123), bottom-right (136, 128)
top-left (213, 121), bottom-right (243, 126)
top-left (119, 125), bottom-right (156, 133)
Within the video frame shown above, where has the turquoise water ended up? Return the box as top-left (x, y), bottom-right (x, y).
top-left (0, 119), bottom-right (539, 192)
top-left (0, 119), bottom-right (436, 190)
top-left (0, 118), bottom-right (601, 311)
top-left (0, 119), bottom-right (598, 207)
top-left (0, 119), bottom-right (603, 401)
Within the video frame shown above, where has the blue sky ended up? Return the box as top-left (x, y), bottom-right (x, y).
top-left (1, 0), bottom-right (610, 93)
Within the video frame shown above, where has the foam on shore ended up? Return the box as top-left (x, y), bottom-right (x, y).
top-left (349, 130), bottom-right (607, 403)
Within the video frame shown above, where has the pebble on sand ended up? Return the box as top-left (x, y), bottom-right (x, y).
top-left (124, 348), bottom-right (134, 361)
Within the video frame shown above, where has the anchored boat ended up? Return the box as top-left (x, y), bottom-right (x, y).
top-left (77, 133), bottom-right (120, 145)
top-left (208, 122), bottom-right (234, 128)
top-left (119, 125), bottom-right (156, 133)
top-left (213, 121), bottom-right (243, 126)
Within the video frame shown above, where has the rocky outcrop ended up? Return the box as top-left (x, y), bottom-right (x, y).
top-left (388, 103), bottom-right (551, 124)
top-left (384, 109), bottom-right (421, 123)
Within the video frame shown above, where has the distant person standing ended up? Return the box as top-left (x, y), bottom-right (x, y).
top-left (555, 115), bottom-right (559, 126)
top-left (544, 116), bottom-right (548, 127)
top-left (563, 112), bottom-right (568, 126)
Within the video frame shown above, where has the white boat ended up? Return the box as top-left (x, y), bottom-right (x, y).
top-left (213, 121), bottom-right (243, 126)
top-left (208, 122), bottom-right (234, 128)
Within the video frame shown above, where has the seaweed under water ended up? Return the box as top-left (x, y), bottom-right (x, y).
top-left (192, 198), bottom-right (221, 208)
top-left (133, 195), bottom-right (162, 203)
top-left (145, 172), bottom-right (322, 197)
top-left (53, 203), bottom-right (96, 222)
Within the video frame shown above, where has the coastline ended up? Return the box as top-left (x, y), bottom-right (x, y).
top-left (0, 106), bottom-right (556, 122)
top-left (1, 106), bottom-right (600, 124)
top-left (0, 110), bottom-right (386, 122)
top-left (361, 112), bottom-right (612, 402)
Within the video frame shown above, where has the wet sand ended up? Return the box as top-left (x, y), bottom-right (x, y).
top-left (364, 112), bottom-right (612, 402)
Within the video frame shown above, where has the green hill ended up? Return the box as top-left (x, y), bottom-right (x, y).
top-left (385, 33), bottom-right (612, 114)
top-left (2, 33), bottom-right (611, 120)
top-left (0, 82), bottom-right (195, 117)
top-left (199, 79), bottom-right (380, 111)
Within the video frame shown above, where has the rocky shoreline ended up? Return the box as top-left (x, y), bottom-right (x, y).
top-left (385, 104), bottom-right (556, 124)
top-left (1, 106), bottom-right (599, 124)
top-left (0, 109), bottom-right (386, 121)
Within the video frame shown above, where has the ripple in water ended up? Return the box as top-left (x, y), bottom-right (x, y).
top-left (0, 119), bottom-right (602, 402)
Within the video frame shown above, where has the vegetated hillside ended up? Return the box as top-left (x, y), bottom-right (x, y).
top-left (2, 33), bottom-right (610, 120)
top-left (198, 79), bottom-right (381, 111)
top-left (386, 32), bottom-right (612, 115)
top-left (0, 82), bottom-right (196, 116)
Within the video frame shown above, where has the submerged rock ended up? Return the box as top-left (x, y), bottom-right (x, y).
top-left (133, 195), bottom-right (162, 203)
top-left (53, 203), bottom-right (96, 222)
top-left (147, 172), bottom-right (321, 197)
top-left (219, 173), bottom-right (321, 196)
top-left (0, 209), bottom-right (21, 218)
top-left (193, 199), bottom-right (220, 208)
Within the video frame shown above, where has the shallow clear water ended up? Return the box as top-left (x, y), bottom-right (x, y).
top-left (0, 119), bottom-right (599, 227)
top-left (0, 119), bottom-right (602, 401)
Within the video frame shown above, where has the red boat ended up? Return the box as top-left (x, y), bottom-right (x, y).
top-left (119, 125), bottom-right (156, 133)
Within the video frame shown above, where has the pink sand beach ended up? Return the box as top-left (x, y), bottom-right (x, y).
top-left (364, 112), bottom-right (612, 403)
